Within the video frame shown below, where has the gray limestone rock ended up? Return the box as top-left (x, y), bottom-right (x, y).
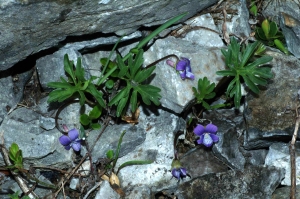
top-left (0, 0), bottom-right (218, 71)
top-left (0, 107), bottom-right (73, 168)
top-left (265, 142), bottom-right (300, 186)
top-left (143, 36), bottom-right (225, 113)
top-left (115, 108), bottom-right (186, 192)
top-left (244, 51), bottom-right (300, 149)
top-left (36, 48), bottom-right (83, 91)
top-left (173, 165), bottom-right (284, 199)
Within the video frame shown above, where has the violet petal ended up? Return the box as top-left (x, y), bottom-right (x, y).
top-left (176, 60), bottom-right (187, 71)
top-left (179, 70), bottom-right (186, 79)
top-left (64, 145), bottom-right (71, 150)
top-left (205, 124), bottom-right (218, 134)
top-left (210, 134), bottom-right (219, 143)
top-left (72, 141), bottom-right (81, 151)
top-left (197, 135), bottom-right (204, 145)
top-left (68, 129), bottom-right (79, 141)
top-left (203, 133), bottom-right (213, 147)
top-left (172, 169), bottom-right (180, 179)
top-left (59, 135), bottom-right (71, 146)
top-left (193, 124), bottom-right (205, 136)
top-left (185, 71), bottom-right (195, 80)
top-left (180, 168), bottom-right (187, 176)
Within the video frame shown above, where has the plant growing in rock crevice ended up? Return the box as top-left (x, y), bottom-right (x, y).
top-left (216, 37), bottom-right (273, 108)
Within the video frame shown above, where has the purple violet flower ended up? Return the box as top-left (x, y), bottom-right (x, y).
top-left (166, 57), bottom-right (195, 80)
top-left (176, 57), bottom-right (195, 80)
top-left (171, 159), bottom-right (189, 182)
top-left (193, 123), bottom-right (219, 147)
top-left (59, 128), bottom-right (81, 151)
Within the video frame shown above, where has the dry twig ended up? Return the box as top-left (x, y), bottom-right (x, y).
top-left (290, 106), bottom-right (300, 199)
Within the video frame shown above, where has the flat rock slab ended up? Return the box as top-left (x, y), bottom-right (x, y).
top-left (173, 166), bottom-right (284, 199)
top-left (0, 0), bottom-right (217, 71)
top-left (244, 51), bottom-right (300, 149)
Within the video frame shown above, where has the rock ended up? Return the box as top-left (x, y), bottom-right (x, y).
top-left (280, 11), bottom-right (300, 59)
top-left (244, 51), bottom-right (300, 149)
top-left (0, 106), bottom-right (73, 169)
top-left (202, 109), bottom-right (246, 169)
top-left (36, 48), bottom-right (83, 91)
top-left (0, 68), bottom-right (32, 124)
top-left (0, 0), bottom-right (218, 71)
top-left (86, 123), bottom-right (147, 163)
top-left (115, 108), bottom-right (186, 192)
top-left (179, 147), bottom-right (228, 178)
top-left (265, 142), bottom-right (300, 186)
top-left (95, 180), bottom-right (120, 199)
top-left (172, 166), bottom-right (284, 199)
top-left (143, 36), bottom-right (225, 113)
top-left (124, 185), bottom-right (151, 199)
top-left (272, 185), bottom-right (300, 199)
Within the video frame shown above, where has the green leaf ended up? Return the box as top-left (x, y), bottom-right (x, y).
top-left (216, 70), bottom-right (236, 76)
top-left (245, 55), bottom-right (273, 70)
top-left (274, 39), bottom-right (289, 54)
top-left (108, 83), bottom-right (131, 106)
top-left (253, 67), bottom-right (273, 79)
top-left (262, 19), bottom-right (270, 38)
top-left (247, 73), bottom-right (267, 86)
top-left (130, 90), bottom-right (138, 113)
top-left (91, 123), bottom-right (101, 130)
top-left (234, 78), bottom-right (242, 108)
top-left (105, 79), bottom-right (115, 89)
top-left (116, 54), bottom-right (128, 78)
top-left (63, 54), bottom-right (76, 83)
top-left (202, 101), bottom-right (211, 110)
top-left (116, 160), bottom-right (153, 175)
top-left (106, 149), bottom-right (114, 160)
top-left (269, 21), bottom-right (278, 38)
top-left (75, 57), bottom-right (85, 82)
top-left (89, 104), bottom-right (102, 119)
top-left (85, 84), bottom-right (105, 108)
top-left (256, 28), bottom-right (268, 41)
top-left (80, 114), bottom-right (90, 126)
top-left (9, 143), bottom-right (19, 157)
top-left (116, 94), bottom-right (129, 117)
top-left (243, 75), bottom-right (259, 94)
top-left (112, 130), bottom-right (126, 169)
top-left (135, 85), bottom-right (161, 106)
top-left (134, 65), bottom-right (156, 83)
top-left (47, 89), bottom-right (76, 103)
top-left (250, 4), bottom-right (257, 16)
top-left (241, 41), bottom-right (260, 68)
top-left (130, 49), bottom-right (144, 78)
top-left (78, 91), bottom-right (86, 106)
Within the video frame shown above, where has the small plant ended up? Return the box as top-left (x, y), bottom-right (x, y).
top-left (80, 104), bottom-right (102, 130)
top-left (101, 131), bottom-right (152, 196)
top-left (192, 77), bottom-right (228, 110)
top-left (8, 143), bottom-right (24, 172)
top-left (249, 0), bottom-right (258, 16)
top-left (256, 19), bottom-right (289, 54)
top-left (216, 37), bottom-right (273, 108)
top-left (47, 54), bottom-right (105, 107)
top-left (108, 49), bottom-right (161, 117)
top-left (105, 130), bottom-right (153, 175)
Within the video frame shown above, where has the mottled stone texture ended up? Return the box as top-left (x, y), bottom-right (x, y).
top-left (0, 0), bottom-right (217, 71)
top-left (174, 166), bottom-right (284, 199)
top-left (244, 51), bottom-right (300, 149)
